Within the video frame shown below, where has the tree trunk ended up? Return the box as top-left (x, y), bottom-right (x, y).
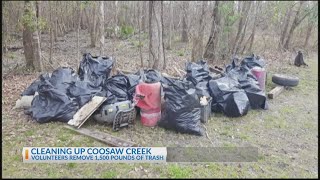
top-left (138, 1), bottom-right (143, 67)
top-left (23, 21), bottom-right (34, 69)
top-left (77, 1), bottom-right (82, 62)
top-left (284, 2), bottom-right (311, 50)
top-left (148, 1), bottom-right (153, 68)
top-left (181, 2), bottom-right (189, 42)
top-left (279, 4), bottom-right (293, 49)
top-left (90, 2), bottom-right (97, 48)
top-left (33, 2), bottom-right (43, 72)
top-left (247, 1), bottom-right (260, 54)
top-left (161, 1), bottom-right (166, 70)
top-left (236, 7), bottom-right (251, 54)
top-left (49, 1), bottom-right (53, 64)
top-left (304, 21), bottom-right (313, 48)
top-left (54, 1), bottom-right (58, 42)
top-left (149, 1), bottom-right (165, 70)
top-left (232, 1), bottom-right (251, 55)
top-left (167, 1), bottom-right (174, 50)
top-left (191, 1), bottom-right (206, 62)
top-left (203, 1), bottom-right (220, 62)
top-left (22, 1), bottom-right (43, 72)
top-left (141, 1), bottom-right (147, 32)
top-left (99, 1), bottom-right (105, 55)
top-left (115, 1), bottom-right (118, 28)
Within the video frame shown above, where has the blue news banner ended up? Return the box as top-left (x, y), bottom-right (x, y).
top-left (22, 147), bottom-right (167, 163)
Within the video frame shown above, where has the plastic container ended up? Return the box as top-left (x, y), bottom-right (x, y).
top-left (251, 67), bottom-right (266, 91)
top-left (140, 108), bottom-right (161, 127)
top-left (135, 82), bottom-right (161, 127)
top-left (135, 82), bottom-right (161, 110)
top-left (200, 97), bottom-right (213, 123)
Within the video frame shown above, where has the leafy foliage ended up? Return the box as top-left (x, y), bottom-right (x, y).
top-left (21, 2), bottom-right (37, 32)
top-left (120, 25), bottom-right (135, 39)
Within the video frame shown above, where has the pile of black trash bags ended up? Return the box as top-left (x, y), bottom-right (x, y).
top-left (158, 54), bottom-right (268, 136)
top-left (21, 53), bottom-right (268, 136)
top-left (22, 53), bottom-right (140, 123)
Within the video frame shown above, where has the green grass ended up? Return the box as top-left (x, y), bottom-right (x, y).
top-left (101, 171), bottom-right (117, 178)
top-left (167, 164), bottom-right (192, 178)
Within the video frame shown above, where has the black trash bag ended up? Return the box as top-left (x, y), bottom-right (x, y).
top-left (126, 74), bottom-right (141, 97)
top-left (195, 81), bottom-right (210, 97)
top-left (67, 80), bottom-right (102, 107)
top-left (141, 69), bottom-right (162, 83)
top-left (117, 70), bottom-right (142, 98)
top-left (30, 75), bottom-right (79, 123)
top-left (49, 67), bottom-right (78, 94)
top-left (21, 73), bottom-right (51, 96)
top-left (240, 54), bottom-right (265, 69)
top-left (225, 59), bottom-right (268, 110)
top-left (239, 78), bottom-right (268, 109)
top-left (103, 74), bottom-right (131, 104)
top-left (208, 76), bottom-right (250, 117)
top-left (185, 60), bottom-right (211, 85)
top-left (78, 53), bottom-right (114, 87)
top-left (159, 77), bottom-right (203, 136)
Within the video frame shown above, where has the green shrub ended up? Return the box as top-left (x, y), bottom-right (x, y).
top-left (120, 25), bottom-right (135, 39)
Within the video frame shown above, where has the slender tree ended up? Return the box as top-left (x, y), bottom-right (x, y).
top-left (22, 1), bottom-right (43, 72)
top-left (99, 1), bottom-right (105, 55)
top-left (181, 1), bottom-right (189, 42)
top-left (203, 1), bottom-right (220, 62)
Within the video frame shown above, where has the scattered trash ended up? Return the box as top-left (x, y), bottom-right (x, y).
top-left (30, 74), bottom-right (79, 123)
top-left (251, 67), bottom-right (267, 91)
top-left (185, 60), bottom-right (212, 85)
top-left (268, 86), bottom-right (285, 99)
top-left (49, 67), bottom-right (78, 94)
top-left (200, 96), bottom-right (212, 123)
top-left (78, 53), bottom-right (114, 87)
top-left (21, 79), bottom-right (41, 96)
top-left (68, 96), bottom-right (107, 128)
top-left (92, 100), bottom-right (136, 131)
top-left (159, 77), bottom-right (203, 136)
top-left (208, 76), bottom-right (250, 117)
top-left (272, 74), bottom-right (299, 87)
top-left (141, 69), bottom-right (163, 84)
top-left (135, 82), bottom-right (162, 127)
top-left (240, 54), bottom-right (265, 69)
top-left (21, 73), bottom-right (51, 96)
top-left (224, 57), bottom-right (268, 110)
top-left (20, 52), bottom-right (271, 136)
top-left (103, 74), bottom-right (133, 105)
top-left (13, 93), bottom-right (37, 110)
top-left (67, 80), bottom-right (102, 107)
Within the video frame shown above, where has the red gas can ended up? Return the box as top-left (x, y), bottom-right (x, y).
top-left (135, 82), bottom-right (161, 127)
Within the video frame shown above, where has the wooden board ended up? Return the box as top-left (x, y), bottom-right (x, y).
top-left (117, 68), bottom-right (181, 79)
top-left (68, 96), bottom-right (106, 128)
top-left (64, 125), bottom-right (139, 147)
top-left (268, 86), bottom-right (285, 99)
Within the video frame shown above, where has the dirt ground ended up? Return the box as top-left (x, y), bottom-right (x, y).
top-left (2, 31), bottom-right (318, 178)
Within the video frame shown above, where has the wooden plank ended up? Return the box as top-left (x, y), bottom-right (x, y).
top-left (67, 96), bottom-right (106, 128)
top-left (209, 67), bottom-right (224, 74)
top-left (64, 125), bottom-right (139, 147)
top-left (117, 68), bottom-right (181, 79)
top-left (268, 86), bottom-right (285, 99)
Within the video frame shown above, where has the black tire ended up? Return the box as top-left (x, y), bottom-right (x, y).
top-left (272, 74), bottom-right (299, 87)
